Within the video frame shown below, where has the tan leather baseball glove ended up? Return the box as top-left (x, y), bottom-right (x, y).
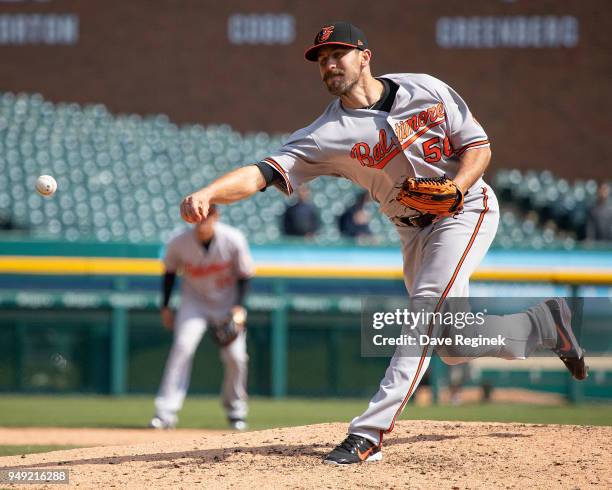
top-left (396, 175), bottom-right (464, 219)
top-left (210, 316), bottom-right (244, 347)
top-left (209, 308), bottom-right (247, 347)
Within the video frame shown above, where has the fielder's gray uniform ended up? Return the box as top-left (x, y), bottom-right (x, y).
top-left (261, 73), bottom-right (555, 445)
top-left (154, 222), bottom-right (254, 425)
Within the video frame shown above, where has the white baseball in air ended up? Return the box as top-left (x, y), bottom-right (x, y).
top-left (35, 175), bottom-right (57, 197)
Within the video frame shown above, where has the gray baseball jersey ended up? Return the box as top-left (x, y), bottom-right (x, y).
top-left (163, 222), bottom-right (254, 319)
top-left (261, 73), bottom-right (490, 223)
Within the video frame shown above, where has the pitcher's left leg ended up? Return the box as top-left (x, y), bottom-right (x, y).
top-left (345, 187), bottom-right (499, 451)
top-left (438, 298), bottom-right (588, 380)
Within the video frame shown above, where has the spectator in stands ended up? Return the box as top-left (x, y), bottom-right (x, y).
top-left (0, 212), bottom-right (25, 232)
top-left (586, 182), bottom-right (612, 241)
top-left (282, 185), bottom-right (320, 237)
top-left (0, 213), bottom-right (15, 230)
top-left (338, 191), bottom-right (372, 239)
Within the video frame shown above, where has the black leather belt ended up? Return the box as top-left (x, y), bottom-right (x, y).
top-left (398, 213), bottom-right (436, 228)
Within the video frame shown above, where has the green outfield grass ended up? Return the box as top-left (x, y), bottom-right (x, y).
top-left (0, 445), bottom-right (80, 457)
top-left (0, 395), bottom-right (610, 428)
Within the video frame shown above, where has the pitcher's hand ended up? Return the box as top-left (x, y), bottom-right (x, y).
top-left (180, 191), bottom-right (211, 223)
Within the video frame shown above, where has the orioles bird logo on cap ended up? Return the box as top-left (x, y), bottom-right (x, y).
top-left (317, 25), bottom-right (335, 43)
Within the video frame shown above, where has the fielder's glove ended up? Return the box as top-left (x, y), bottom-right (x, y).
top-left (396, 175), bottom-right (464, 221)
top-left (209, 308), bottom-right (246, 347)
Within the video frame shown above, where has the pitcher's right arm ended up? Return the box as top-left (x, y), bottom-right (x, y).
top-left (180, 165), bottom-right (267, 223)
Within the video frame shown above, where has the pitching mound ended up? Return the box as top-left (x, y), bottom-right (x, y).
top-left (0, 427), bottom-right (225, 447)
top-left (0, 421), bottom-right (610, 489)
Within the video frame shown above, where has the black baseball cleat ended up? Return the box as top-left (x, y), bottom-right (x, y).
top-left (324, 434), bottom-right (382, 465)
top-left (228, 418), bottom-right (248, 431)
top-left (545, 298), bottom-right (589, 380)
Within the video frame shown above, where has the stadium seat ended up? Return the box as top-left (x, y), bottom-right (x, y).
top-left (0, 92), bottom-right (594, 248)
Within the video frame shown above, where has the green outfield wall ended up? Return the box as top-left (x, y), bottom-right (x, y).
top-left (1, 238), bottom-right (611, 402)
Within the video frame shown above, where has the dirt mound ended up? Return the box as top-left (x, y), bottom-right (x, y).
top-left (0, 428), bottom-right (224, 447)
top-left (0, 421), bottom-right (609, 489)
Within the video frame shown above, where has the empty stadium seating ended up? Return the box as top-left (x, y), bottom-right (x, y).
top-left (0, 93), bottom-right (401, 246)
top-left (0, 93), bottom-right (602, 248)
top-left (493, 169), bottom-right (605, 246)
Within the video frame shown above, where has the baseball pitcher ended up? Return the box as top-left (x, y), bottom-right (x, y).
top-left (149, 205), bottom-right (253, 431)
top-left (178, 22), bottom-right (588, 463)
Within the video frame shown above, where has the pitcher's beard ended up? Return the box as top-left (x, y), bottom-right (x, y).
top-left (325, 76), bottom-right (357, 96)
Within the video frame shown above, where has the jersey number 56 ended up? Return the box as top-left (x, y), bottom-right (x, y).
top-left (422, 136), bottom-right (453, 163)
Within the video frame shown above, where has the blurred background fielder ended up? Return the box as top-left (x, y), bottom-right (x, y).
top-left (150, 205), bottom-right (253, 430)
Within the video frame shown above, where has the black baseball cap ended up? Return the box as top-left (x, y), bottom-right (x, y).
top-left (304, 21), bottom-right (369, 62)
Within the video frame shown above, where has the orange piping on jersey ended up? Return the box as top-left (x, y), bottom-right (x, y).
top-left (262, 158), bottom-right (294, 194)
top-left (385, 187), bottom-right (490, 434)
top-left (455, 140), bottom-right (490, 157)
